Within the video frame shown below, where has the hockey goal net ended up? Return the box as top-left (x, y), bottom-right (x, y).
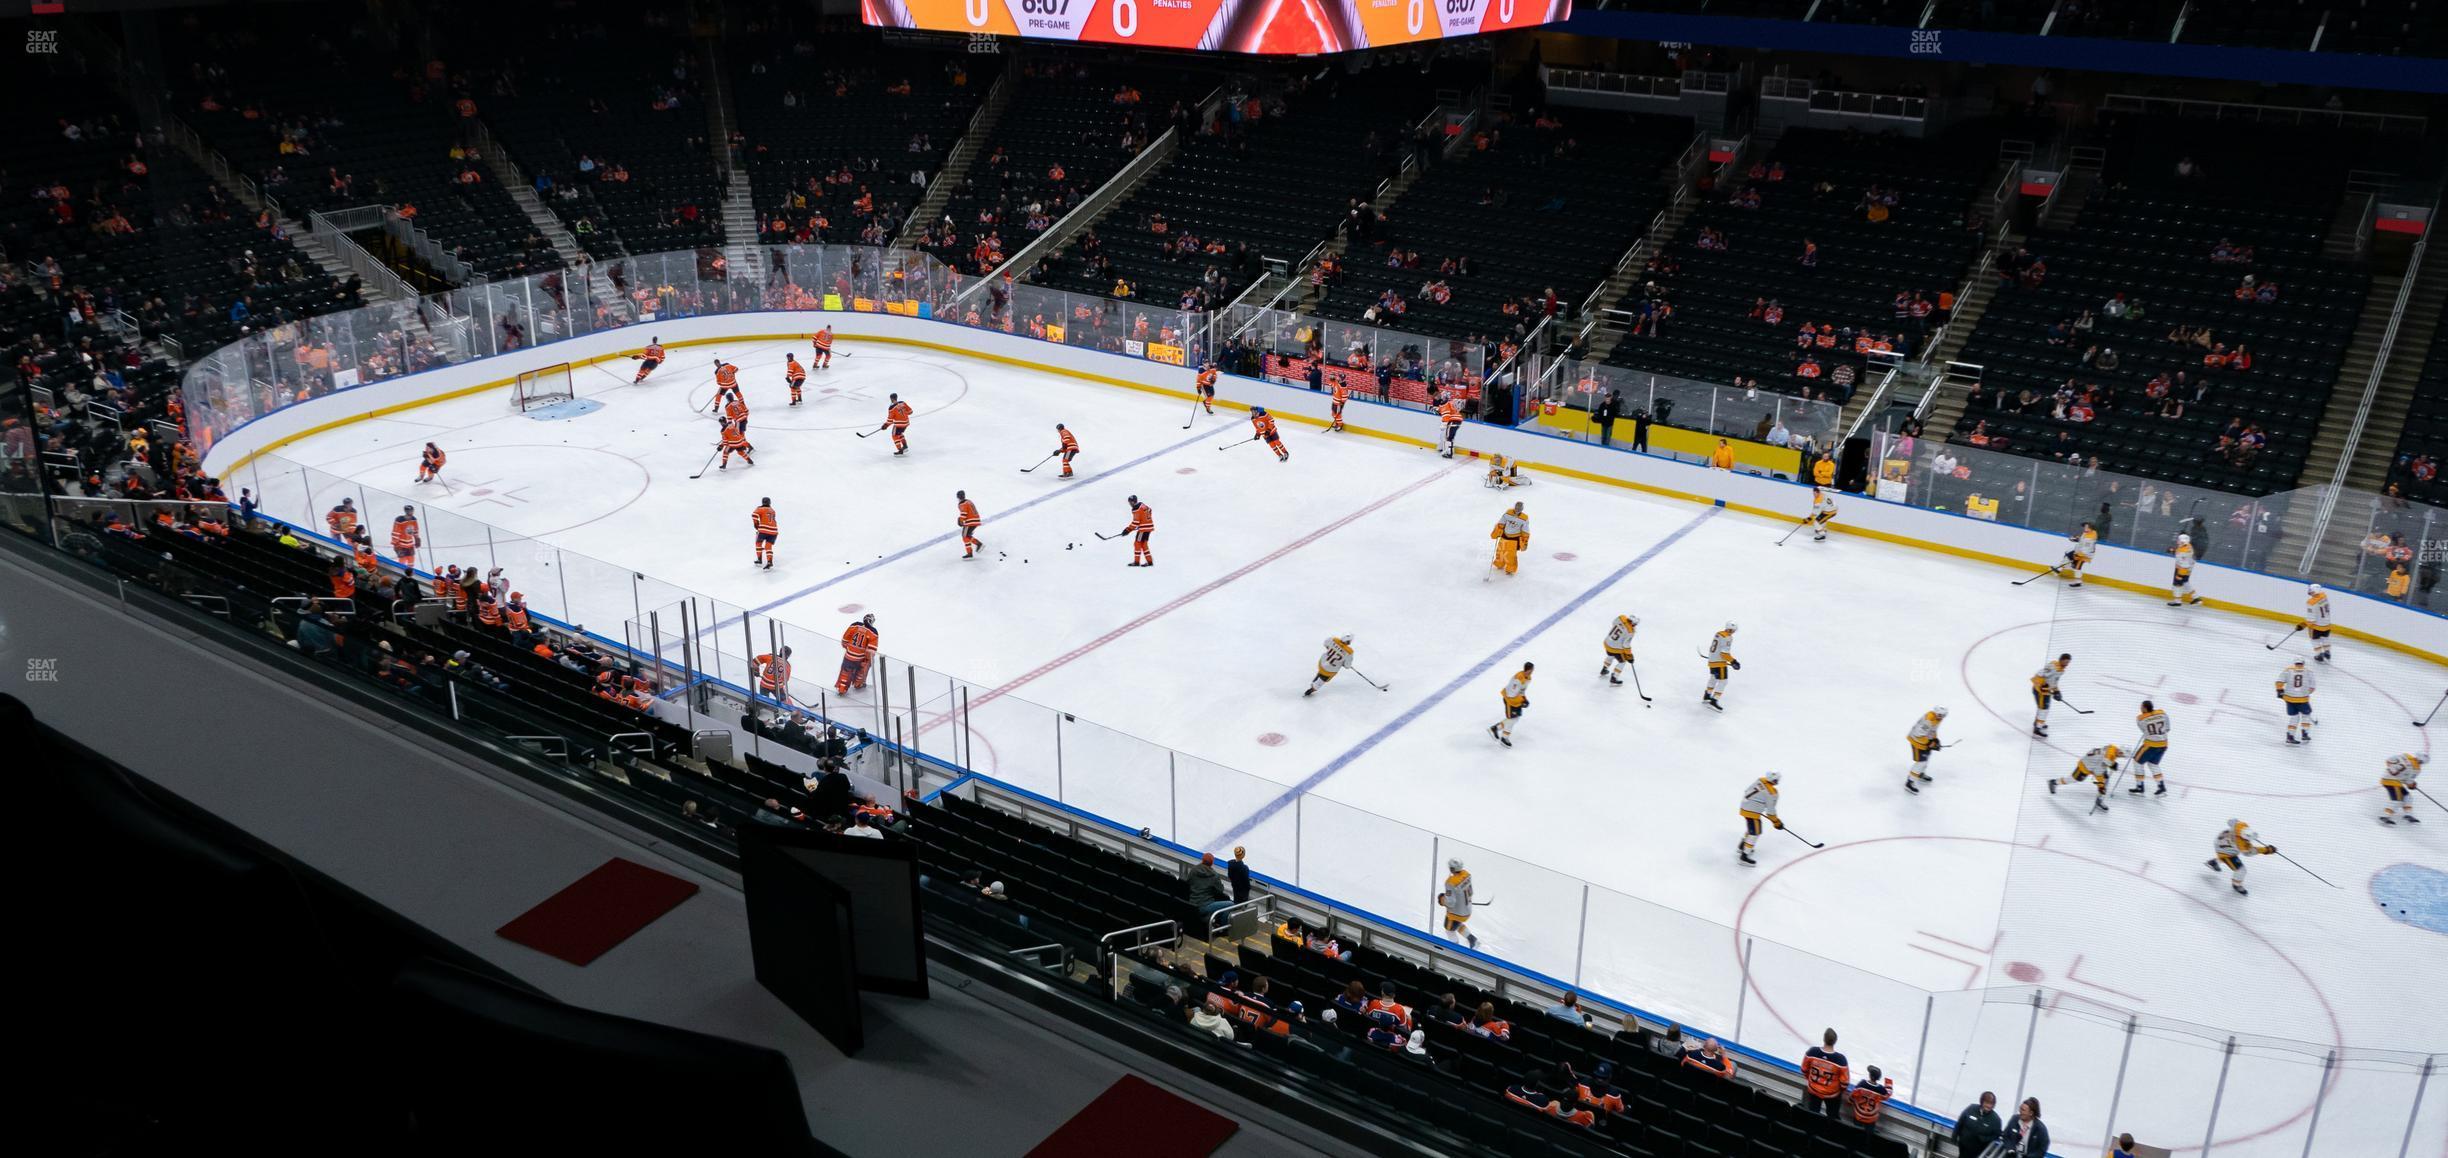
top-left (513, 362), bottom-right (575, 411)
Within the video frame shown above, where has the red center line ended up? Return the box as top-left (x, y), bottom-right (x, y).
top-left (917, 464), bottom-right (1458, 735)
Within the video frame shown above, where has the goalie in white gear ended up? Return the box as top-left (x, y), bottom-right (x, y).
top-left (1737, 771), bottom-right (1783, 866)
top-left (2382, 753), bottom-right (2425, 825)
top-left (2050, 744), bottom-right (2124, 809)
top-left (2206, 820), bottom-right (2276, 895)
top-left (1305, 635), bottom-right (1355, 698)
top-left (1483, 453), bottom-right (1531, 489)
top-left (1904, 707), bottom-right (1946, 794)
top-left (1600, 614), bottom-right (1639, 686)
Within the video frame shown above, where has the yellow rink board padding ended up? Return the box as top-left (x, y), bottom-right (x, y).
top-left (216, 327), bottom-right (2447, 668)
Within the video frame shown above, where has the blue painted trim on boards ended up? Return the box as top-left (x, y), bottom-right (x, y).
top-left (1212, 504), bottom-right (1720, 849)
top-left (919, 773), bottom-right (976, 806)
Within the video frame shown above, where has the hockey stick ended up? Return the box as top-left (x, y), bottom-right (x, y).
top-left (2263, 624), bottom-right (2305, 651)
top-left (2055, 695), bottom-right (2095, 716)
top-left (1182, 397), bottom-right (1202, 429)
top-left (1093, 530), bottom-right (1122, 541)
top-left (1774, 517), bottom-right (1814, 547)
top-left (1779, 826), bottom-right (1825, 849)
top-left (2276, 850), bottom-right (2339, 889)
top-left (687, 446), bottom-right (723, 480)
top-left (1626, 660), bottom-right (1653, 705)
top-left (1345, 665), bottom-right (1390, 692)
top-left (2417, 785), bottom-right (2444, 811)
top-left (854, 424), bottom-right (890, 439)
top-left (2011, 562), bottom-right (2066, 586)
top-left (2416, 689), bottom-right (2447, 727)
top-left (1218, 435), bottom-right (1261, 451)
top-left (1019, 451), bottom-right (1059, 474)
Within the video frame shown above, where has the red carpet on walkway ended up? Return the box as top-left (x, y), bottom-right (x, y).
top-left (495, 857), bottom-right (700, 966)
top-left (1026, 1075), bottom-right (1239, 1158)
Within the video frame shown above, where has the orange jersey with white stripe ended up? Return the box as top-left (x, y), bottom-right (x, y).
top-left (957, 499), bottom-right (981, 528)
top-left (642, 343), bottom-right (665, 361)
top-left (888, 400), bottom-right (913, 425)
top-left (421, 447), bottom-right (445, 470)
top-left (714, 363), bottom-right (740, 390)
top-left (721, 421), bottom-right (749, 448)
top-left (1251, 413), bottom-right (1279, 438)
top-left (724, 396), bottom-right (749, 422)
top-left (752, 505), bottom-right (778, 534)
top-left (1332, 382), bottom-right (1349, 404)
top-left (1130, 504), bottom-right (1155, 533)
top-left (1059, 428), bottom-right (1078, 453)
top-left (841, 622), bottom-right (878, 659)
top-left (391, 515), bottom-right (420, 548)
top-left (785, 362), bottom-right (806, 384)
top-left (812, 328), bottom-right (833, 351)
top-left (1438, 402), bottom-right (1462, 427)
top-left (1196, 367), bottom-right (1218, 391)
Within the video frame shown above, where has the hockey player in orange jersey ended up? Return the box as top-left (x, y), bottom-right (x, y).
top-left (784, 354), bottom-right (806, 405)
top-left (1120, 494), bottom-right (1155, 567)
top-left (718, 418), bottom-right (755, 469)
top-left (1195, 364), bottom-right (1219, 414)
top-left (811, 325), bottom-right (834, 369)
top-left (752, 498), bottom-right (779, 569)
top-left (956, 490), bottom-right (983, 559)
top-left (1250, 407), bottom-right (1288, 462)
top-left (633, 337), bottom-right (665, 383)
top-left (1329, 380), bottom-right (1349, 432)
top-left (415, 442), bottom-right (446, 484)
top-left (1054, 423), bottom-right (1080, 478)
top-left (884, 393), bottom-right (913, 455)
top-left (837, 613), bottom-right (878, 693)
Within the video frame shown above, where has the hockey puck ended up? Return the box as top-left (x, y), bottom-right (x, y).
top-left (1064, 714), bottom-right (1075, 721)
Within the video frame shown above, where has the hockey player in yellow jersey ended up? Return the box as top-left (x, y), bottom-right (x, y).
top-left (1737, 771), bottom-right (1783, 866)
top-left (2030, 653), bottom-right (2071, 737)
top-left (1600, 614), bottom-right (1639, 686)
top-left (1489, 662), bottom-right (1534, 747)
top-left (2206, 820), bottom-right (2276, 895)
top-left (1702, 623), bottom-right (1740, 711)
top-left (2276, 659), bottom-right (2316, 744)
top-left (1438, 859), bottom-right (1479, 948)
top-left (1904, 707), bottom-right (1947, 794)
top-left (2050, 744), bottom-right (2123, 812)
top-left (2301, 584), bottom-right (2334, 663)
top-left (2128, 700), bottom-right (2172, 796)
top-left (2168, 534), bottom-right (2203, 607)
top-left (1808, 487), bottom-right (1838, 542)
top-left (2063, 523), bottom-right (2100, 587)
top-left (2381, 753), bottom-right (2425, 825)
top-left (1484, 453), bottom-right (1531, 489)
top-left (1488, 502), bottom-right (1529, 580)
top-left (1305, 635), bottom-right (1354, 698)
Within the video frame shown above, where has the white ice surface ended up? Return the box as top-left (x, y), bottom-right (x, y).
top-left (244, 343), bottom-right (2447, 1156)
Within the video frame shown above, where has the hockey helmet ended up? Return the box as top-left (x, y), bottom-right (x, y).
top-left (2102, 743), bottom-right (2122, 760)
top-left (2308, 583), bottom-right (2325, 596)
top-left (1761, 770), bottom-right (1781, 784)
top-left (1448, 858), bottom-right (1464, 873)
top-left (1931, 706), bottom-right (1948, 719)
top-left (861, 613), bottom-right (876, 627)
top-left (2177, 533), bottom-right (2191, 545)
top-left (1723, 621), bottom-right (1739, 633)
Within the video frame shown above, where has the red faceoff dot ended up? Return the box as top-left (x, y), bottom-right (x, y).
top-left (1257, 733), bottom-right (1288, 747)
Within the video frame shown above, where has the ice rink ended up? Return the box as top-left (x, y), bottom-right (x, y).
top-left (241, 340), bottom-right (2446, 1155)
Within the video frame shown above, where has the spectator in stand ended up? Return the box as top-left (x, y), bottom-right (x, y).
top-left (1333, 980), bottom-right (1370, 1021)
top-left (1186, 851), bottom-right (1232, 920)
top-left (2000, 1097), bottom-right (2050, 1156)
top-left (2111, 1133), bottom-right (2140, 1158)
top-left (1801, 1028), bottom-right (1850, 1118)
top-left (1545, 992), bottom-right (1593, 1028)
top-left (1952, 1091), bottom-right (2004, 1155)
top-left (1680, 1036), bottom-right (1736, 1079)
top-left (1188, 995), bottom-right (1236, 1042)
top-left (1470, 1001), bottom-right (1512, 1041)
top-left (1226, 845), bottom-right (1252, 903)
top-left (1846, 1065), bottom-right (1893, 1129)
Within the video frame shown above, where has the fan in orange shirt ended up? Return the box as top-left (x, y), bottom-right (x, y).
top-left (632, 337), bottom-right (665, 383)
top-left (955, 490), bottom-right (983, 559)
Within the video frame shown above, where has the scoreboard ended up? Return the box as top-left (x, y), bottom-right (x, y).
top-left (862, 0), bottom-right (1570, 55)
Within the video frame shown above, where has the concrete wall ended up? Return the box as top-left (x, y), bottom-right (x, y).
top-left (201, 309), bottom-right (2448, 667)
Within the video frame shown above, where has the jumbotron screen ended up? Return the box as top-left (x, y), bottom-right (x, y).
top-left (861, 0), bottom-right (1571, 54)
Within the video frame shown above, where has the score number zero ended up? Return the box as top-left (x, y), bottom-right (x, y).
top-left (969, 0), bottom-right (1139, 36)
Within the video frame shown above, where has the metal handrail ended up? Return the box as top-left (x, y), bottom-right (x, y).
top-left (1097, 918), bottom-right (1180, 960)
top-left (2299, 191), bottom-right (2441, 573)
top-left (504, 734), bottom-right (572, 761)
top-left (900, 65), bottom-right (1020, 239)
top-left (1005, 942), bottom-right (1071, 972)
top-left (607, 731), bottom-right (656, 755)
